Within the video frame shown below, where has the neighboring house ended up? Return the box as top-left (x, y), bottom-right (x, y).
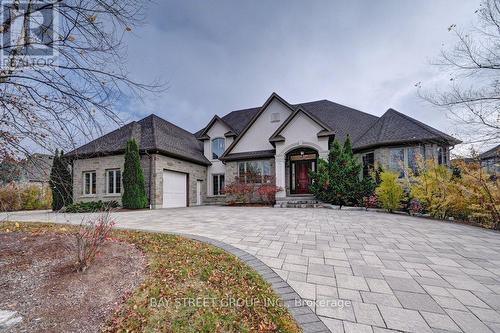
top-left (479, 144), bottom-right (499, 176)
top-left (0, 153), bottom-right (53, 186)
top-left (20, 153), bottom-right (54, 185)
top-left (67, 93), bottom-right (460, 208)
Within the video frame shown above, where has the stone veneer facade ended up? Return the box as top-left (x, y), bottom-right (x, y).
top-left (73, 153), bottom-right (207, 208)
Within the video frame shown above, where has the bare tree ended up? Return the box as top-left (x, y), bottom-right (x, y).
top-left (0, 0), bottom-right (161, 160)
top-left (419, 0), bottom-right (500, 146)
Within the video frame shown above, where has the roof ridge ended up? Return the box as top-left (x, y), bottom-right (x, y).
top-left (144, 113), bottom-right (198, 140)
top-left (310, 100), bottom-right (379, 119)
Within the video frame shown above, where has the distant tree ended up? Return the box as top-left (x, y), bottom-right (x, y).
top-left (0, 155), bottom-right (21, 184)
top-left (122, 139), bottom-right (148, 209)
top-left (419, 0), bottom-right (500, 145)
top-left (49, 150), bottom-right (73, 211)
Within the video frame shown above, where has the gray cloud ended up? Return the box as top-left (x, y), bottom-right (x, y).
top-left (120, 0), bottom-right (480, 147)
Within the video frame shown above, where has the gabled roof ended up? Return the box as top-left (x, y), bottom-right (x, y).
top-left (219, 92), bottom-right (295, 159)
top-left (67, 114), bottom-right (210, 165)
top-left (269, 107), bottom-right (335, 143)
top-left (352, 108), bottom-right (461, 150)
top-left (479, 144), bottom-right (499, 160)
top-left (196, 115), bottom-right (235, 140)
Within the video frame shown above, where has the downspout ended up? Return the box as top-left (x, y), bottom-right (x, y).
top-left (144, 150), bottom-right (154, 209)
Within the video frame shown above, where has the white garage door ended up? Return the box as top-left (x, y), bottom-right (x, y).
top-left (162, 170), bottom-right (187, 208)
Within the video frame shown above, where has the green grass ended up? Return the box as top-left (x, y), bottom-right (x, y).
top-left (0, 222), bottom-right (302, 333)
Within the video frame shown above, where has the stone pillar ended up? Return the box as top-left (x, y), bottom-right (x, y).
top-left (275, 155), bottom-right (286, 198)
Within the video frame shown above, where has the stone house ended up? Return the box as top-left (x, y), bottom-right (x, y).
top-left (67, 92), bottom-right (460, 208)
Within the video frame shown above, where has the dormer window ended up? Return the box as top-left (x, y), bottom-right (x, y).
top-left (212, 138), bottom-right (225, 160)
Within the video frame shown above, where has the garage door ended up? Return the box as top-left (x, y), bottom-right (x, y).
top-left (162, 170), bottom-right (187, 208)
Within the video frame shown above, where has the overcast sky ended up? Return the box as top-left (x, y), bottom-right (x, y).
top-left (119, 0), bottom-right (480, 148)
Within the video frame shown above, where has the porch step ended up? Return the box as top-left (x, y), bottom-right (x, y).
top-left (274, 196), bottom-right (325, 208)
top-left (203, 196), bottom-right (226, 206)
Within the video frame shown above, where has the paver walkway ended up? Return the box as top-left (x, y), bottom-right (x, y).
top-left (2, 207), bottom-right (500, 333)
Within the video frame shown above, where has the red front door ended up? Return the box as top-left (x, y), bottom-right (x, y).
top-left (296, 161), bottom-right (311, 194)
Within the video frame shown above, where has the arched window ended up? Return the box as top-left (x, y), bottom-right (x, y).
top-left (212, 138), bottom-right (225, 159)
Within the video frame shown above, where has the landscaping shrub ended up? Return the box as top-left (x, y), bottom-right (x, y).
top-left (408, 199), bottom-right (424, 215)
top-left (448, 161), bottom-right (498, 229)
top-left (122, 139), bottom-right (148, 209)
top-left (50, 149), bottom-right (73, 211)
top-left (224, 180), bottom-right (253, 204)
top-left (409, 159), bottom-right (459, 219)
top-left (0, 183), bottom-right (52, 211)
top-left (363, 194), bottom-right (378, 209)
top-left (70, 211), bottom-right (116, 272)
top-left (375, 171), bottom-right (405, 213)
top-left (257, 183), bottom-right (283, 204)
top-left (224, 176), bottom-right (281, 205)
top-left (63, 200), bottom-right (118, 213)
top-left (310, 136), bottom-right (375, 207)
top-left (0, 184), bottom-right (22, 211)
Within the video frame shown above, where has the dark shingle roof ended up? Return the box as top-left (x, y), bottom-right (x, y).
top-left (479, 144), bottom-right (499, 160)
top-left (196, 99), bottom-right (459, 152)
top-left (68, 115), bottom-right (210, 165)
top-left (297, 100), bottom-right (378, 144)
top-left (199, 100), bottom-right (377, 142)
top-left (352, 108), bottom-right (461, 150)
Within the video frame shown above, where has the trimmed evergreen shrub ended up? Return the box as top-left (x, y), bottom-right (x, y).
top-left (310, 136), bottom-right (375, 208)
top-left (50, 149), bottom-right (73, 211)
top-left (121, 139), bottom-right (148, 209)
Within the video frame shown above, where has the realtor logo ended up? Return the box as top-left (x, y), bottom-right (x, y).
top-left (1, 0), bottom-right (58, 68)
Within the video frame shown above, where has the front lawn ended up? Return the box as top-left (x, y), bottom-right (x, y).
top-left (0, 222), bottom-right (301, 333)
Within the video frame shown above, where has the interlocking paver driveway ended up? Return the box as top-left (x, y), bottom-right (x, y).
top-left (3, 206), bottom-right (500, 333)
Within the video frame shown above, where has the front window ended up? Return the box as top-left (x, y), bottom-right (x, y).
top-left (213, 174), bottom-right (225, 195)
top-left (407, 147), bottom-right (423, 174)
top-left (238, 160), bottom-right (272, 183)
top-left (389, 148), bottom-right (405, 178)
top-left (362, 152), bottom-right (375, 178)
top-left (83, 171), bottom-right (96, 195)
top-left (212, 138), bottom-right (225, 160)
top-left (437, 146), bottom-right (448, 165)
top-left (106, 169), bottom-right (121, 194)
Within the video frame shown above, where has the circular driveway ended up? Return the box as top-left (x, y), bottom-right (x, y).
top-left (3, 206), bottom-right (500, 333)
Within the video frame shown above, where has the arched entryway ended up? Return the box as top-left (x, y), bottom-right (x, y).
top-left (286, 147), bottom-right (318, 195)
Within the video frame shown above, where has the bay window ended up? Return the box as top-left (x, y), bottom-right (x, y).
top-left (238, 160), bottom-right (272, 183)
top-left (83, 171), bottom-right (96, 195)
top-left (389, 148), bottom-right (405, 178)
top-left (388, 146), bottom-right (425, 177)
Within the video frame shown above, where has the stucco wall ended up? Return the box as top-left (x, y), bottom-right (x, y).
top-left (231, 99), bottom-right (293, 153)
top-left (273, 112), bottom-right (330, 198)
top-left (203, 119), bottom-right (231, 196)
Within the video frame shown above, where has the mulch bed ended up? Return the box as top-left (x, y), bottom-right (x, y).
top-left (0, 228), bottom-right (146, 333)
